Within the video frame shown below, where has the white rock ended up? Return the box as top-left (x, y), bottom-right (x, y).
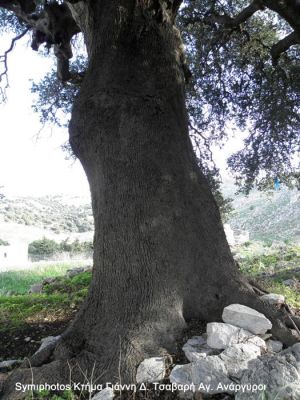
top-left (182, 335), bottom-right (220, 362)
top-left (219, 342), bottom-right (263, 379)
top-left (222, 304), bottom-right (272, 334)
top-left (207, 322), bottom-right (255, 349)
top-left (170, 364), bottom-right (193, 386)
top-left (236, 350), bottom-right (300, 400)
top-left (92, 387), bottom-right (115, 400)
top-left (136, 357), bottom-right (165, 383)
top-left (261, 293), bottom-right (285, 305)
top-left (267, 340), bottom-right (283, 353)
top-left (191, 356), bottom-right (234, 394)
top-left (283, 279), bottom-right (297, 287)
top-left (169, 364), bottom-right (195, 399)
top-left (170, 357), bottom-right (235, 395)
top-left (282, 343), bottom-right (300, 361)
top-left (245, 335), bottom-right (267, 350)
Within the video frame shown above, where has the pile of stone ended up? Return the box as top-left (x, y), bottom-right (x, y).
top-left (93, 302), bottom-right (300, 400)
top-left (169, 304), bottom-right (300, 399)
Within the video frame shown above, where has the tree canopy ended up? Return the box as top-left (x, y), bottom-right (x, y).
top-left (0, 0), bottom-right (300, 195)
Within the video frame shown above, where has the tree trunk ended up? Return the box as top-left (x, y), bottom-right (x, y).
top-left (2, 1), bottom-right (299, 398)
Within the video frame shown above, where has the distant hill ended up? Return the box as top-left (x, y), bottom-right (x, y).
top-left (225, 185), bottom-right (300, 242)
top-left (0, 195), bottom-right (93, 234)
top-left (0, 195), bottom-right (94, 247)
top-left (1, 189), bottom-right (299, 246)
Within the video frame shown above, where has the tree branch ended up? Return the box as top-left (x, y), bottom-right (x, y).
top-left (183, 0), bottom-right (264, 27)
top-left (0, 28), bottom-right (29, 97)
top-left (208, 0), bottom-right (265, 28)
top-left (0, 1), bottom-right (81, 83)
top-left (263, 0), bottom-right (300, 34)
top-left (271, 31), bottom-right (300, 65)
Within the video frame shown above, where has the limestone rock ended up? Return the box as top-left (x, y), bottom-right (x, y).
top-left (66, 267), bottom-right (85, 278)
top-left (136, 357), bottom-right (165, 383)
top-left (219, 342), bottom-right (264, 379)
top-left (170, 357), bottom-right (234, 395)
top-left (266, 340), bottom-right (283, 353)
top-left (206, 322), bottom-right (257, 349)
top-left (283, 279), bottom-right (297, 287)
top-left (236, 348), bottom-right (300, 400)
top-left (170, 364), bottom-right (193, 387)
top-left (0, 360), bottom-right (22, 373)
top-left (261, 293), bottom-right (285, 305)
top-left (182, 335), bottom-right (220, 362)
top-left (282, 343), bottom-right (300, 361)
top-left (222, 304), bottom-right (272, 334)
top-left (29, 283), bottom-right (43, 294)
top-left (92, 387), bottom-right (115, 400)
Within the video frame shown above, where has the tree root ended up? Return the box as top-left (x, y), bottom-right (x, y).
top-left (1, 277), bottom-right (299, 400)
top-left (21, 341), bottom-right (58, 369)
top-left (248, 279), bottom-right (268, 295)
top-left (1, 317), bottom-right (184, 399)
top-left (228, 282), bottom-right (300, 347)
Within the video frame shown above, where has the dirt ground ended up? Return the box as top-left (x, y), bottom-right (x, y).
top-left (0, 320), bottom-right (71, 360)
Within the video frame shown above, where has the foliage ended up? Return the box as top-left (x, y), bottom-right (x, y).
top-left (1, 1), bottom-right (300, 200)
top-left (179, 1), bottom-right (300, 193)
top-left (31, 55), bottom-right (87, 128)
top-left (0, 238), bottom-right (9, 246)
top-left (58, 238), bottom-right (93, 254)
top-left (28, 237), bottom-right (60, 256)
top-left (0, 10), bottom-right (24, 34)
top-left (28, 237), bottom-right (93, 257)
top-left (22, 0), bottom-right (300, 203)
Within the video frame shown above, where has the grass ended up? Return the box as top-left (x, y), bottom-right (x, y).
top-left (237, 243), bottom-right (300, 308)
top-left (0, 269), bottom-right (92, 331)
top-left (261, 280), bottom-right (300, 308)
top-left (0, 262), bottom-right (88, 296)
top-left (0, 242), bottom-right (299, 336)
top-left (25, 389), bottom-right (79, 400)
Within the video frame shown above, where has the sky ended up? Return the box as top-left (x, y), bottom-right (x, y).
top-left (0, 33), bottom-right (244, 198)
top-left (0, 34), bottom-right (90, 197)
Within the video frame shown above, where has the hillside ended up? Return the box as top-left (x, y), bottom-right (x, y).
top-left (0, 195), bottom-right (93, 235)
top-left (0, 189), bottom-right (299, 246)
top-left (226, 186), bottom-right (300, 242)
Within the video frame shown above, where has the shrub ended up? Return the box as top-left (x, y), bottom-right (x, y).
top-left (28, 237), bottom-right (59, 256)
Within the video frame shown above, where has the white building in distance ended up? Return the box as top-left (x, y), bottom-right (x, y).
top-left (0, 242), bottom-right (28, 270)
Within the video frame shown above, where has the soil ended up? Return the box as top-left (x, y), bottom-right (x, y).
top-left (0, 319), bottom-right (71, 361)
